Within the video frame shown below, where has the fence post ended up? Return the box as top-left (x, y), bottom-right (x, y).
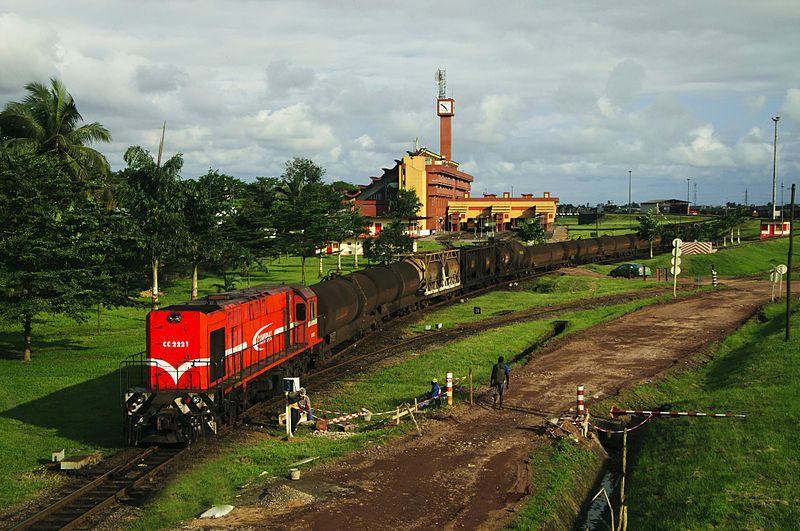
top-left (468, 368), bottom-right (473, 405)
top-left (576, 384), bottom-right (585, 419)
top-left (446, 372), bottom-right (453, 406)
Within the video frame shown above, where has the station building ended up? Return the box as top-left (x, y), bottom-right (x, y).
top-left (349, 80), bottom-right (558, 237)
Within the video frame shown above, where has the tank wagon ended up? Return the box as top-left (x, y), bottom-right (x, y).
top-left (122, 233), bottom-right (660, 445)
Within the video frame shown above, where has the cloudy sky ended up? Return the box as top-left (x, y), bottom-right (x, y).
top-left (2, 1), bottom-right (799, 206)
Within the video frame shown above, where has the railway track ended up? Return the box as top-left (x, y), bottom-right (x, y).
top-left (9, 447), bottom-right (184, 531)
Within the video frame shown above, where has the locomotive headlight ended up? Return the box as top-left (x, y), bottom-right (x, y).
top-left (192, 395), bottom-right (202, 405)
top-left (167, 312), bottom-right (183, 323)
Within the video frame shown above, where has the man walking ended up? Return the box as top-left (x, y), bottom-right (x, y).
top-left (490, 356), bottom-right (510, 409)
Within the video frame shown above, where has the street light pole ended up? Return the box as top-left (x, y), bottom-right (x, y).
top-left (781, 183), bottom-right (785, 224)
top-left (687, 178), bottom-right (691, 215)
top-left (772, 116), bottom-right (780, 220)
top-left (628, 169), bottom-right (632, 227)
top-left (628, 170), bottom-right (632, 215)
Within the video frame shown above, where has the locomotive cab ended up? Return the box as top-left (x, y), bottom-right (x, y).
top-left (123, 285), bottom-right (320, 446)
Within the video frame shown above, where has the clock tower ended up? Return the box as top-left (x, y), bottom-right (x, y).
top-left (435, 69), bottom-right (454, 161)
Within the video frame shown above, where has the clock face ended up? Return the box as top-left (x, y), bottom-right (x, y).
top-left (438, 100), bottom-right (453, 115)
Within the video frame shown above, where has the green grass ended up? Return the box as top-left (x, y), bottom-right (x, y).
top-left (583, 234), bottom-right (798, 279)
top-left (415, 240), bottom-right (444, 251)
top-left (507, 438), bottom-right (597, 530)
top-left (556, 214), bottom-right (763, 241)
top-left (406, 273), bottom-right (666, 335)
top-left (592, 301), bottom-right (800, 528)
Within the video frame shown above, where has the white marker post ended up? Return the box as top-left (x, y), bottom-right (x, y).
top-left (576, 385), bottom-right (585, 419)
top-left (671, 239), bottom-right (683, 298)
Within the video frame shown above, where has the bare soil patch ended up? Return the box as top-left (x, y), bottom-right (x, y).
top-left (182, 280), bottom-right (770, 530)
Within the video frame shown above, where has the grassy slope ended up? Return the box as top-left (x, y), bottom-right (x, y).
top-left (585, 234), bottom-right (798, 278)
top-left (596, 301), bottom-right (800, 529)
top-left (406, 273), bottom-right (666, 335)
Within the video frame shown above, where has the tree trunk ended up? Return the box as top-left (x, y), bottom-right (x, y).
top-left (354, 241), bottom-right (359, 267)
top-left (191, 263), bottom-right (198, 300)
top-left (650, 241), bottom-right (653, 258)
top-left (300, 255), bottom-right (306, 285)
top-left (151, 258), bottom-right (159, 310)
top-left (97, 302), bottom-right (102, 335)
top-left (319, 254), bottom-right (324, 277)
top-left (737, 226), bottom-right (741, 244)
top-left (22, 315), bottom-right (32, 362)
top-left (337, 247), bottom-right (342, 272)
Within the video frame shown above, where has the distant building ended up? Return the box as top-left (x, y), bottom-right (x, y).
top-left (447, 191), bottom-right (558, 232)
top-left (640, 199), bottom-right (690, 215)
top-left (349, 73), bottom-right (558, 236)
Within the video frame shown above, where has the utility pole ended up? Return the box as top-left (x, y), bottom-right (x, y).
top-left (786, 183), bottom-right (794, 342)
top-left (687, 178), bottom-right (691, 214)
top-left (772, 116), bottom-right (780, 220)
top-left (781, 183), bottom-right (785, 224)
top-left (745, 188), bottom-right (748, 206)
top-left (694, 182), bottom-right (697, 208)
top-left (628, 170), bottom-right (632, 215)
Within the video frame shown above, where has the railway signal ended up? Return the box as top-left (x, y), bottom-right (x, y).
top-left (770, 264), bottom-right (788, 302)
top-left (671, 239), bottom-right (683, 297)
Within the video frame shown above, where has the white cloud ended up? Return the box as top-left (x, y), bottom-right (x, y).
top-left (245, 103), bottom-right (336, 152)
top-left (668, 125), bottom-right (734, 167)
top-left (1, 1), bottom-right (798, 204)
top-left (0, 13), bottom-right (60, 93)
top-left (780, 88), bottom-right (800, 123)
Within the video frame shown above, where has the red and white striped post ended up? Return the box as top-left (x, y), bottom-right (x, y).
top-left (576, 385), bottom-right (585, 418)
top-left (446, 372), bottom-right (453, 406)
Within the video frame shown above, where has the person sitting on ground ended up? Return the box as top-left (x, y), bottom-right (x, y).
top-left (490, 356), bottom-right (510, 409)
top-left (427, 378), bottom-right (441, 401)
top-left (297, 387), bottom-right (313, 422)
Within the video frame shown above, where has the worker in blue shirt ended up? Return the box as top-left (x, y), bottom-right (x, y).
top-left (427, 378), bottom-right (442, 406)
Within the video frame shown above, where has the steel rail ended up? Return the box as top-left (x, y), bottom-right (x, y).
top-left (9, 446), bottom-right (184, 531)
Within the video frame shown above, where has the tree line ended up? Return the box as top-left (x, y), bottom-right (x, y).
top-left (0, 78), bottom-right (420, 361)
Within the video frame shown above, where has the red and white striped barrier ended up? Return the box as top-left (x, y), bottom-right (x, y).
top-left (610, 407), bottom-right (745, 418)
top-left (576, 385), bottom-right (585, 418)
top-left (446, 372), bottom-right (453, 406)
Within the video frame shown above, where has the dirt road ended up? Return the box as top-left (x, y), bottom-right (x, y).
top-left (191, 280), bottom-right (770, 530)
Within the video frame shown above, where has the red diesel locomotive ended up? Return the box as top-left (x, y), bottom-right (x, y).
top-left (123, 285), bottom-right (320, 444)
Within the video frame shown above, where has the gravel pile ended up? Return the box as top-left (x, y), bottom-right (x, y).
top-left (259, 485), bottom-right (315, 512)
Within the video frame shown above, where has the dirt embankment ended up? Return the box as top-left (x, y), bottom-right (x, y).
top-left (184, 280), bottom-right (771, 530)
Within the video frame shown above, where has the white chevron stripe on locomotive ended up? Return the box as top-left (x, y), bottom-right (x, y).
top-left (147, 358), bottom-right (210, 384)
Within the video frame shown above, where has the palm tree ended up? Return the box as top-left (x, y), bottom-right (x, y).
top-left (0, 77), bottom-right (111, 179)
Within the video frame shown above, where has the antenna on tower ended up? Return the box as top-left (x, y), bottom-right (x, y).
top-left (436, 69), bottom-right (447, 99)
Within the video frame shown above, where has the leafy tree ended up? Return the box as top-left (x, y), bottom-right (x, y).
top-left (331, 180), bottom-right (360, 193)
top-left (517, 217), bottom-right (546, 244)
top-left (0, 78), bottom-right (111, 179)
top-left (272, 158), bottom-right (356, 284)
top-left (118, 146), bottom-right (186, 309)
top-left (389, 188), bottom-right (423, 220)
top-left (333, 208), bottom-right (367, 272)
top-left (636, 212), bottom-right (661, 257)
top-left (0, 149), bottom-right (140, 361)
top-left (181, 170), bottom-right (242, 299)
top-left (363, 220), bottom-right (414, 264)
